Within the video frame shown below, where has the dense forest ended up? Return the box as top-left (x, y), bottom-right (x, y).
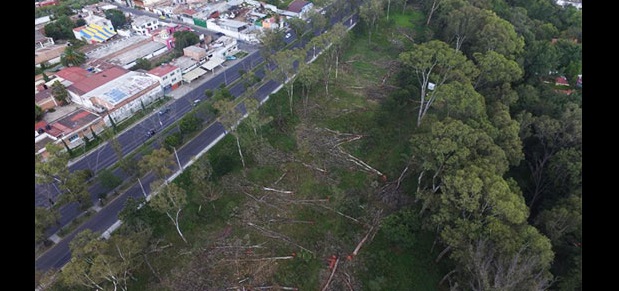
top-left (36, 0), bottom-right (581, 290)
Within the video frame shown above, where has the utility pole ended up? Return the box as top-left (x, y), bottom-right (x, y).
top-left (137, 177), bottom-right (147, 198)
top-left (173, 147), bottom-right (183, 173)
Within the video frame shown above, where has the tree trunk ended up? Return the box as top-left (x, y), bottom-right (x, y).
top-left (426, 0), bottom-right (439, 26)
top-left (167, 210), bottom-right (187, 243)
top-left (235, 134), bottom-right (245, 168)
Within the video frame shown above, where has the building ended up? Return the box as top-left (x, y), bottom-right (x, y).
top-left (205, 35), bottom-right (238, 61)
top-left (183, 45), bottom-right (207, 62)
top-left (206, 18), bottom-right (260, 44)
top-left (73, 14), bottom-right (117, 43)
top-left (287, 0), bottom-right (313, 18)
top-left (35, 43), bottom-right (67, 67)
top-left (35, 108), bottom-right (106, 153)
top-left (133, 0), bottom-right (166, 11)
top-left (53, 66), bottom-right (164, 130)
top-left (171, 55), bottom-right (199, 74)
top-left (147, 63), bottom-right (182, 92)
top-left (35, 88), bottom-right (60, 111)
top-left (83, 72), bottom-right (164, 124)
top-left (35, 0), bottom-right (59, 8)
top-left (108, 40), bottom-right (168, 69)
top-left (35, 30), bottom-right (54, 50)
top-left (131, 15), bottom-right (161, 36)
top-left (59, 66), bottom-right (129, 107)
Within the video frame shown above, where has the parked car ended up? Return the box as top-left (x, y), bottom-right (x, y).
top-left (285, 32), bottom-right (292, 39)
top-left (158, 108), bottom-right (170, 115)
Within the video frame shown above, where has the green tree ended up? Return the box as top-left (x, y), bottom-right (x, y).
top-left (296, 61), bottom-right (320, 109)
top-left (259, 28), bottom-right (286, 63)
top-left (139, 148), bottom-right (174, 181)
top-left (189, 157), bottom-right (221, 204)
top-left (520, 104), bottom-right (581, 210)
top-left (61, 46), bottom-right (87, 67)
top-left (173, 31), bottom-right (200, 53)
top-left (213, 98), bottom-right (246, 168)
top-left (75, 18), bottom-right (86, 27)
top-left (150, 181), bottom-right (188, 243)
top-left (97, 168), bottom-right (122, 192)
top-left (35, 207), bottom-right (59, 244)
top-left (35, 104), bottom-right (45, 122)
top-left (131, 58), bottom-right (152, 71)
top-left (62, 228), bottom-right (148, 290)
top-left (104, 9), bottom-right (127, 29)
top-left (399, 40), bottom-right (479, 126)
top-left (473, 50), bottom-right (523, 90)
top-left (35, 143), bottom-right (70, 187)
top-left (178, 113), bottom-right (202, 135)
top-left (472, 10), bottom-right (525, 60)
top-left (44, 15), bottom-right (76, 41)
top-left (58, 169), bottom-right (93, 210)
top-left (51, 80), bottom-right (69, 105)
top-left (359, 0), bottom-right (385, 44)
top-left (269, 47), bottom-right (306, 114)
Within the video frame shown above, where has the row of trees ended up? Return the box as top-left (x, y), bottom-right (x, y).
top-left (374, 0), bottom-right (581, 289)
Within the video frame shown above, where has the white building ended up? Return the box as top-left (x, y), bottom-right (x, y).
top-left (131, 15), bottom-right (162, 36)
top-left (147, 63), bottom-right (183, 92)
top-left (206, 18), bottom-right (260, 44)
top-left (87, 72), bottom-right (164, 124)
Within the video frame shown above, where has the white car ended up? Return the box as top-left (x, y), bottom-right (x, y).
top-left (285, 32), bottom-right (292, 39)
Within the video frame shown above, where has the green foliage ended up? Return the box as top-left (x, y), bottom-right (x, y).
top-left (35, 104), bottom-right (44, 122)
top-left (61, 46), bottom-right (87, 67)
top-left (178, 113), bottom-right (202, 135)
top-left (164, 131), bottom-right (184, 150)
top-left (44, 15), bottom-right (77, 41)
top-left (360, 230), bottom-right (441, 291)
top-left (35, 207), bottom-right (59, 244)
top-left (173, 31), bottom-right (200, 53)
top-left (104, 9), bottom-right (128, 29)
top-left (97, 168), bottom-right (122, 191)
top-left (75, 18), bottom-right (86, 27)
top-left (131, 58), bottom-right (153, 71)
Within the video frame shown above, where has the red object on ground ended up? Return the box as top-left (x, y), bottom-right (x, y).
top-left (328, 255), bottom-right (337, 269)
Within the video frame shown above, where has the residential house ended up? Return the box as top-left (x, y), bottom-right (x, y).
top-left (35, 30), bottom-right (54, 50)
top-left (147, 63), bottom-right (182, 92)
top-left (131, 15), bottom-right (161, 36)
top-left (34, 108), bottom-right (106, 155)
top-left (287, 0), bottom-right (313, 18)
top-left (183, 45), bottom-right (207, 62)
top-left (35, 88), bottom-right (60, 111)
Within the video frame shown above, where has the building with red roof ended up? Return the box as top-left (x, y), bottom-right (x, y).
top-left (35, 108), bottom-right (106, 157)
top-left (65, 66), bottom-right (128, 96)
top-left (287, 0), bottom-right (313, 17)
top-left (555, 76), bottom-right (570, 86)
top-left (147, 63), bottom-right (182, 92)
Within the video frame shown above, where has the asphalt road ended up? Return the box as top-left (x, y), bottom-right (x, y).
top-left (35, 5), bottom-right (358, 272)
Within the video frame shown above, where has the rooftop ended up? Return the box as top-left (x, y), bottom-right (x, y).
top-left (108, 41), bottom-right (167, 66)
top-left (52, 108), bottom-right (101, 134)
top-left (172, 56), bottom-right (198, 71)
top-left (88, 71), bottom-right (160, 106)
top-left (132, 15), bottom-right (159, 27)
top-left (287, 0), bottom-right (310, 13)
top-left (35, 89), bottom-right (54, 104)
top-left (148, 63), bottom-right (179, 77)
top-left (67, 66), bottom-right (129, 95)
top-left (55, 66), bottom-right (91, 83)
top-left (85, 34), bottom-right (150, 60)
